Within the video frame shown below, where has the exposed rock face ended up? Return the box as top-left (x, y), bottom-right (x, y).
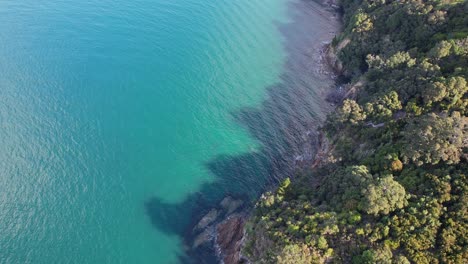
top-left (216, 215), bottom-right (246, 264)
top-left (194, 209), bottom-right (219, 231)
top-left (342, 78), bottom-right (364, 100)
top-left (325, 44), bottom-right (344, 76)
top-left (311, 131), bottom-right (333, 169)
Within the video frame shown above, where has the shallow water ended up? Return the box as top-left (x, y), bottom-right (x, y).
top-left (0, 0), bottom-right (338, 263)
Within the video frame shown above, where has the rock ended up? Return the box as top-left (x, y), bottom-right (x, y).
top-left (323, 0), bottom-right (340, 9)
top-left (216, 215), bottom-right (246, 264)
top-left (220, 196), bottom-right (234, 209)
top-left (326, 86), bottom-right (346, 104)
top-left (324, 37), bottom-right (352, 78)
top-left (220, 196), bottom-right (244, 215)
top-left (192, 227), bottom-right (213, 249)
top-left (194, 209), bottom-right (219, 231)
top-left (325, 44), bottom-right (343, 75)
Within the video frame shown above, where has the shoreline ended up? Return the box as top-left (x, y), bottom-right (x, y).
top-left (232, 1), bottom-right (468, 263)
top-left (186, 0), bottom-right (344, 263)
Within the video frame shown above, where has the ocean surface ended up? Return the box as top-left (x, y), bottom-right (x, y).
top-left (0, 0), bottom-right (338, 263)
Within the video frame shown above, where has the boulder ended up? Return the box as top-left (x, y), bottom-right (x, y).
top-left (194, 209), bottom-right (219, 231)
top-left (220, 196), bottom-right (244, 215)
top-left (192, 228), bottom-right (213, 249)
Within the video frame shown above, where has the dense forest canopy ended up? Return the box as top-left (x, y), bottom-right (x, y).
top-left (244, 0), bottom-right (467, 263)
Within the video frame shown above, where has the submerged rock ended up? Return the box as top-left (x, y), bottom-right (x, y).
top-left (192, 227), bottom-right (214, 249)
top-left (194, 209), bottom-right (219, 231)
top-left (220, 196), bottom-right (244, 215)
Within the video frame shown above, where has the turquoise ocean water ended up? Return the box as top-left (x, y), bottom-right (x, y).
top-left (0, 0), bottom-right (337, 263)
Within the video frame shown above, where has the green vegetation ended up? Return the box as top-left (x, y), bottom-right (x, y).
top-left (244, 0), bottom-right (467, 263)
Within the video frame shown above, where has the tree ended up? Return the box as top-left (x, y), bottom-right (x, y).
top-left (390, 159), bottom-right (403, 172)
top-left (401, 112), bottom-right (467, 165)
top-left (320, 166), bottom-right (373, 211)
top-left (337, 99), bottom-right (367, 125)
top-left (277, 244), bottom-right (321, 264)
top-left (321, 167), bottom-right (407, 216)
top-left (352, 246), bottom-right (392, 264)
top-left (444, 76), bottom-right (467, 109)
top-left (429, 40), bottom-right (452, 59)
top-left (364, 91), bottom-right (402, 121)
top-left (394, 255), bottom-right (411, 264)
top-left (352, 10), bottom-right (373, 33)
top-left (360, 175), bottom-right (407, 216)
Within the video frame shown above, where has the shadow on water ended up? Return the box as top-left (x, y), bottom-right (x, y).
top-left (145, 1), bottom-right (341, 263)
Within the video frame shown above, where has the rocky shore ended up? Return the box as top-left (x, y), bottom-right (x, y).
top-left (188, 1), bottom-right (343, 263)
top-left (189, 196), bottom-right (246, 263)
